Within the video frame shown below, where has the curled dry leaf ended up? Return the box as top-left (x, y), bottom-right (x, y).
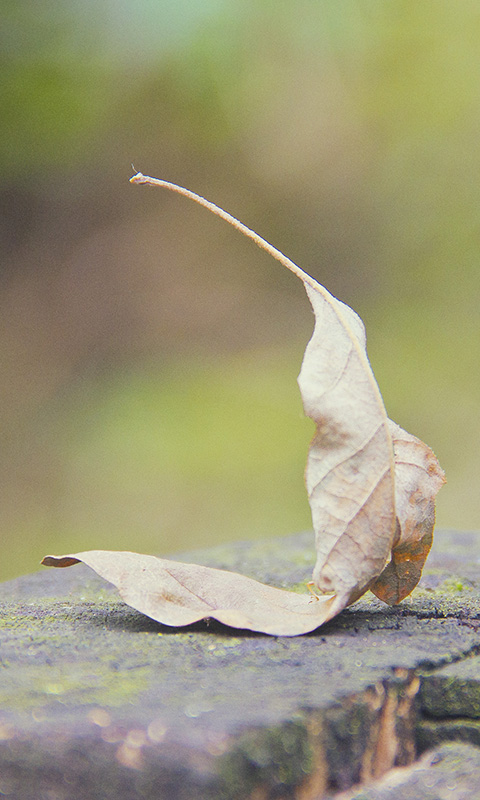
top-left (41, 551), bottom-right (338, 636)
top-left (41, 174), bottom-right (445, 636)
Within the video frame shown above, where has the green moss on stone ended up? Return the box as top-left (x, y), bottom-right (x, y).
top-left (218, 718), bottom-right (312, 797)
top-left (420, 676), bottom-right (480, 719)
top-left (417, 718), bottom-right (480, 752)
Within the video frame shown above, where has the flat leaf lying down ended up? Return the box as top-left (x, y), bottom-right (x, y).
top-left (41, 552), bottom-right (339, 637)
top-left (41, 173), bottom-right (445, 636)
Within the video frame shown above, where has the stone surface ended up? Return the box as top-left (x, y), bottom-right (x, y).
top-left (419, 655), bottom-right (480, 720)
top-left (1, 529), bottom-right (480, 799)
top-left (335, 742), bottom-right (480, 800)
top-left (415, 625), bottom-right (480, 755)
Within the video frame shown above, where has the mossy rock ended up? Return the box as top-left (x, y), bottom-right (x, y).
top-left (1, 529), bottom-right (480, 799)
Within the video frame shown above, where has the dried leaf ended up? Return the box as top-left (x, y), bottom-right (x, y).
top-left (40, 174), bottom-right (445, 636)
top-left (128, 173), bottom-right (398, 613)
top-left (299, 283), bottom-right (397, 608)
top-left (41, 551), bottom-right (338, 636)
top-left (299, 284), bottom-right (445, 607)
top-left (369, 421), bottom-right (445, 604)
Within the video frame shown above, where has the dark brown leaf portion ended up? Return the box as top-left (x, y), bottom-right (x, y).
top-left (370, 422), bottom-right (446, 604)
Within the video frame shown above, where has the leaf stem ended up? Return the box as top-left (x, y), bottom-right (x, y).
top-left (129, 171), bottom-right (394, 458)
top-left (130, 172), bottom-right (319, 291)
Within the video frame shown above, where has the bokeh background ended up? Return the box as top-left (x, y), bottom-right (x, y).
top-left (2, 1), bottom-right (479, 581)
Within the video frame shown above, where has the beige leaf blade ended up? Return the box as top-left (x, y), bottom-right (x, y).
top-left (41, 552), bottom-right (338, 636)
top-left (308, 299), bottom-right (446, 605)
top-left (130, 173), bottom-right (398, 612)
top-left (369, 421), bottom-right (446, 605)
top-left (300, 284), bottom-right (397, 606)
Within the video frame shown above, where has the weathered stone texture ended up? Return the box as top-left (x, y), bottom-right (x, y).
top-left (1, 529), bottom-right (480, 799)
top-left (335, 742), bottom-right (480, 800)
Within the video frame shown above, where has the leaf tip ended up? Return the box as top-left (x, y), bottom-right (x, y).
top-left (41, 555), bottom-right (81, 568)
top-left (129, 172), bottom-right (146, 184)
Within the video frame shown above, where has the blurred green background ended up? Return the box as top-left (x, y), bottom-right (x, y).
top-left (2, 1), bottom-right (479, 582)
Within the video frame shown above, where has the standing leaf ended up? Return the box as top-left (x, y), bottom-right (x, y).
top-left (130, 173), bottom-right (398, 614)
top-left (40, 175), bottom-right (445, 637)
top-left (299, 284), bottom-right (397, 608)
